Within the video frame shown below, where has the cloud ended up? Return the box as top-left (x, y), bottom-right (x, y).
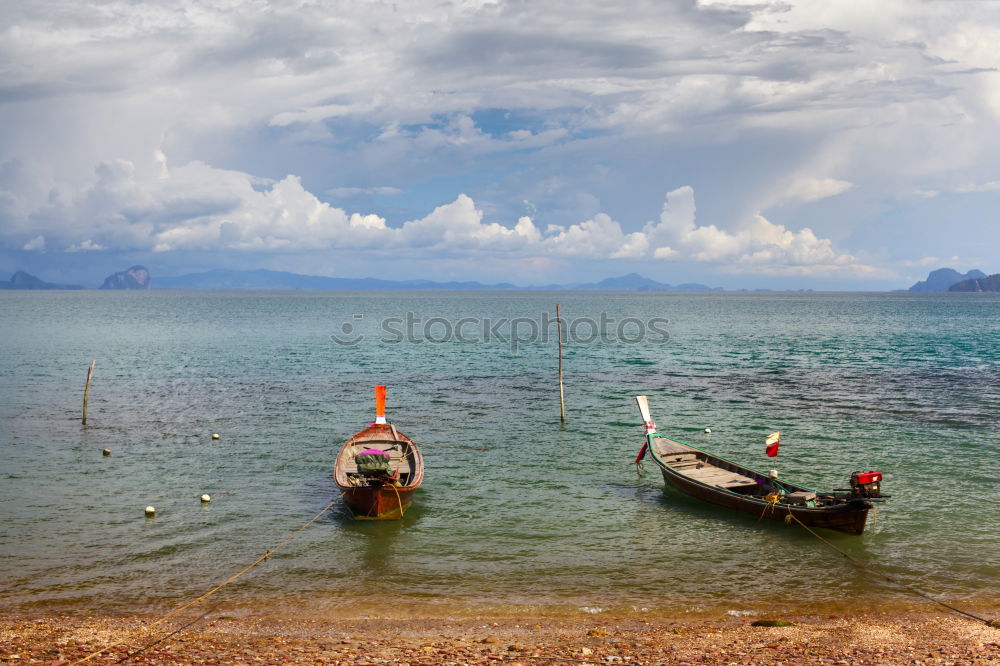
top-left (22, 235), bottom-right (45, 251)
top-left (5, 1), bottom-right (1000, 285)
top-left (327, 186), bottom-right (403, 198)
top-left (910, 180), bottom-right (1000, 197)
top-left (66, 240), bottom-right (106, 252)
top-left (0, 153), bottom-right (876, 276)
top-left (641, 187), bottom-right (883, 276)
top-left (541, 214), bottom-right (646, 258)
top-left (954, 180), bottom-right (1000, 193)
top-left (779, 177), bottom-right (854, 204)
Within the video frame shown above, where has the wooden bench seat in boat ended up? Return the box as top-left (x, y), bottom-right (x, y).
top-left (681, 465), bottom-right (758, 489)
top-left (342, 455), bottom-right (411, 476)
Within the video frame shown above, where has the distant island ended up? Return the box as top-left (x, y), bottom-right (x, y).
top-left (907, 268), bottom-right (986, 292)
top-left (99, 265), bottom-right (150, 290)
top-left (949, 273), bottom-right (1000, 292)
top-left (0, 270), bottom-right (83, 290)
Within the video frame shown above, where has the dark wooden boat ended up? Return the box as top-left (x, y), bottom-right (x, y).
top-left (634, 396), bottom-right (884, 535)
top-left (334, 386), bottom-right (424, 520)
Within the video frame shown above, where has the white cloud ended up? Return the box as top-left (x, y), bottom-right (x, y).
top-left (780, 177), bottom-right (854, 204)
top-left (542, 213), bottom-right (646, 258)
top-left (954, 181), bottom-right (1000, 193)
top-left (66, 240), bottom-right (106, 252)
top-left (23, 235), bottom-right (45, 251)
top-left (911, 180), bottom-right (1000, 197)
top-left (641, 187), bottom-right (883, 276)
top-left (395, 195), bottom-right (543, 252)
top-left (0, 154), bottom-right (875, 276)
top-left (327, 186), bottom-right (403, 198)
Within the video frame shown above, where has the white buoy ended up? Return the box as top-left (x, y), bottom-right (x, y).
top-left (769, 469), bottom-right (779, 479)
top-left (704, 428), bottom-right (712, 434)
top-left (200, 494), bottom-right (211, 503)
top-left (211, 433), bottom-right (220, 440)
top-left (144, 506), bottom-right (156, 516)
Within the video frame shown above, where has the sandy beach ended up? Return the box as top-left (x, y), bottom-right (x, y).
top-left (2, 607), bottom-right (997, 665)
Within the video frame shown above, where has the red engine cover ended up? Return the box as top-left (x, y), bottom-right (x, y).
top-left (854, 471), bottom-right (882, 485)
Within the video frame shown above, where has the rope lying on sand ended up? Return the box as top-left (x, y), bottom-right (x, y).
top-left (69, 499), bottom-right (338, 665)
top-left (786, 510), bottom-right (998, 628)
top-left (124, 600), bottom-right (224, 661)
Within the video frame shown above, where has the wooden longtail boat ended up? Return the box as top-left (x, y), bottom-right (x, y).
top-left (634, 396), bottom-right (885, 535)
top-left (334, 386), bottom-right (424, 520)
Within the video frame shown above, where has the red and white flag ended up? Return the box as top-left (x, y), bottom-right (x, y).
top-left (765, 431), bottom-right (780, 458)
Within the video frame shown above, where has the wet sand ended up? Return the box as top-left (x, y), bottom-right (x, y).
top-left (2, 607), bottom-right (997, 665)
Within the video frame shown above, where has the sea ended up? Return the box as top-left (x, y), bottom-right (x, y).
top-left (1, 290), bottom-right (998, 619)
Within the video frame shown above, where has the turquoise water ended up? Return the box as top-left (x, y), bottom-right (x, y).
top-left (0, 291), bottom-right (998, 616)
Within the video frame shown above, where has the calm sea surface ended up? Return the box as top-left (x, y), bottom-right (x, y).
top-left (1, 291), bottom-right (998, 617)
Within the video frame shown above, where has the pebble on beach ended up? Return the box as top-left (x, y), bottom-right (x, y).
top-left (2, 612), bottom-right (996, 665)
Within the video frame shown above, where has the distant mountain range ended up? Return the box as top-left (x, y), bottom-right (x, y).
top-left (0, 267), bottom-right (723, 291)
top-left (152, 268), bottom-right (519, 290)
top-left (6, 265), bottom-right (999, 293)
top-left (150, 269), bottom-right (722, 291)
top-left (908, 268), bottom-right (987, 292)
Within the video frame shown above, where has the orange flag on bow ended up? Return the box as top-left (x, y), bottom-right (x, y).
top-left (765, 431), bottom-right (780, 458)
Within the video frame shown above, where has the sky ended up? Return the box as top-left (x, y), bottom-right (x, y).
top-left (2, 0), bottom-right (999, 290)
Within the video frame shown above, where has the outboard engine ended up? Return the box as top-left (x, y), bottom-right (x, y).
top-left (850, 471), bottom-right (882, 498)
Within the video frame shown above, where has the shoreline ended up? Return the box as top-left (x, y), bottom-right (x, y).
top-left (3, 605), bottom-right (997, 664)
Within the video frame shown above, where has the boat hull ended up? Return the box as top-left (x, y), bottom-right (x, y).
top-left (341, 485), bottom-right (416, 520)
top-left (659, 466), bottom-right (870, 534)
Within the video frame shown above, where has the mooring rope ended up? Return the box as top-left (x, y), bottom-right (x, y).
top-left (786, 510), bottom-right (998, 628)
top-left (118, 600), bottom-right (224, 662)
top-left (69, 499), bottom-right (338, 664)
top-left (389, 482), bottom-right (405, 519)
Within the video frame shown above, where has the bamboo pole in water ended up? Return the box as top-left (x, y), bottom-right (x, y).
top-left (82, 358), bottom-right (95, 425)
top-left (556, 304), bottom-right (565, 424)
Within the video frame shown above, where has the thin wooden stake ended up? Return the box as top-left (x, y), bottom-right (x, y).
top-left (556, 304), bottom-right (565, 424)
top-left (82, 358), bottom-right (95, 425)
